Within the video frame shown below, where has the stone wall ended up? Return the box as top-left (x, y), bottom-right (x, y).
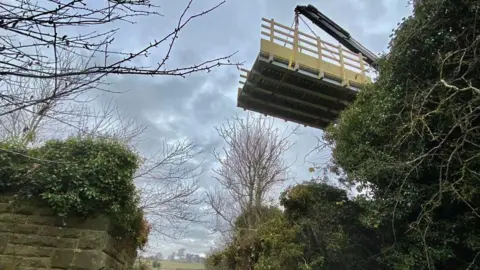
top-left (0, 194), bottom-right (137, 270)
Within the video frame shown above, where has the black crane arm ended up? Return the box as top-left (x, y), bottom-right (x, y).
top-left (295, 5), bottom-right (378, 69)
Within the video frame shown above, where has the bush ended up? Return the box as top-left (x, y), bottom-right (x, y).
top-left (135, 261), bottom-right (153, 270)
top-left (0, 136), bottom-right (149, 249)
top-left (152, 261), bottom-right (161, 268)
top-left (207, 206), bottom-right (308, 270)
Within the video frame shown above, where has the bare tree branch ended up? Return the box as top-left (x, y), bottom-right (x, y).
top-left (0, 0), bottom-right (242, 116)
top-left (137, 139), bottom-right (206, 240)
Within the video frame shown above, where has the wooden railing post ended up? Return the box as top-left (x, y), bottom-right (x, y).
top-left (288, 13), bottom-right (299, 71)
top-left (316, 37), bottom-right (324, 79)
top-left (358, 52), bottom-right (366, 83)
top-left (338, 45), bottom-right (348, 87)
top-left (269, 18), bottom-right (274, 42)
top-left (288, 27), bottom-right (299, 70)
top-left (293, 24), bottom-right (299, 70)
top-left (267, 18), bottom-right (275, 62)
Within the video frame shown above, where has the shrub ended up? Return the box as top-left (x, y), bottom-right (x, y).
top-left (0, 136), bottom-right (148, 249)
top-left (152, 260), bottom-right (161, 268)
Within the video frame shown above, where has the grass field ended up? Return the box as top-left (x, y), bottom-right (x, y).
top-left (159, 260), bottom-right (204, 269)
top-left (135, 259), bottom-right (205, 270)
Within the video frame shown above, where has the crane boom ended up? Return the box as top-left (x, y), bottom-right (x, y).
top-left (295, 5), bottom-right (379, 70)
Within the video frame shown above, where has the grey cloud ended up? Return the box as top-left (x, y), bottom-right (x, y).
top-left (112, 76), bottom-right (204, 116)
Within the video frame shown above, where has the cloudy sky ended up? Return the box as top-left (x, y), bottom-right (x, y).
top-left (88, 0), bottom-right (413, 257)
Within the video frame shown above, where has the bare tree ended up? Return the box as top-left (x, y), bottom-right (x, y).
top-left (206, 113), bottom-right (297, 234)
top-left (0, 0), bottom-right (240, 117)
top-left (136, 138), bottom-right (205, 240)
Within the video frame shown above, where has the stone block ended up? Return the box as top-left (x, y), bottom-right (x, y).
top-left (103, 235), bottom-right (137, 265)
top-left (0, 234), bottom-right (8, 254)
top-left (72, 250), bottom-right (108, 270)
top-left (103, 235), bottom-right (120, 256)
top-left (3, 243), bottom-right (55, 257)
top-left (20, 206), bottom-right (52, 216)
top-left (63, 215), bottom-right (111, 231)
top-left (0, 255), bottom-right (50, 268)
top-left (0, 222), bottom-right (38, 234)
top-left (104, 255), bottom-right (125, 270)
top-left (0, 195), bottom-right (15, 204)
top-left (0, 202), bottom-right (53, 217)
top-left (9, 234), bottom-right (77, 248)
top-left (77, 231), bottom-right (108, 250)
top-left (37, 226), bottom-right (83, 239)
top-left (8, 205), bottom-right (42, 216)
top-left (26, 215), bottom-right (57, 226)
top-left (0, 213), bottom-right (28, 224)
top-left (51, 249), bottom-right (75, 268)
top-left (0, 203), bottom-right (9, 214)
top-left (16, 268), bottom-right (50, 270)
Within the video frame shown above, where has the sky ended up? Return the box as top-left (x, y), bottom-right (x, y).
top-left (86, 0), bottom-right (413, 257)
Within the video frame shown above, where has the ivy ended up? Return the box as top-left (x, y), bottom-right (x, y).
top-left (325, 0), bottom-right (480, 268)
top-left (0, 136), bottom-right (149, 249)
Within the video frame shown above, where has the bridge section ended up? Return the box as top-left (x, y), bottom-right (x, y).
top-left (237, 18), bottom-right (372, 129)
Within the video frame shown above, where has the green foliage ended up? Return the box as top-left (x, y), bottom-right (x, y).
top-left (0, 141), bottom-right (31, 192)
top-left (207, 182), bottom-right (385, 270)
top-left (233, 206), bottom-right (282, 237)
top-left (134, 260), bottom-right (153, 270)
top-left (152, 260), bottom-right (161, 268)
top-left (207, 230), bottom-right (260, 269)
top-left (254, 215), bottom-right (308, 270)
top-left (281, 182), bottom-right (383, 270)
top-left (325, 0), bottom-right (480, 268)
top-left (207, 206), bottom-right (308, 270)
top-left (0, 136), bottom-right (149, 249)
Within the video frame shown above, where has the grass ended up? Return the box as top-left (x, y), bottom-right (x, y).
top-left (159, 260), bottom-right (204, 269)
top-left (135, 259), bottom-right (205, 270)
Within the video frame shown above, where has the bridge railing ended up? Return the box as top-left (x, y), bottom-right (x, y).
top-left (259, 17), bottom-right (370, 84)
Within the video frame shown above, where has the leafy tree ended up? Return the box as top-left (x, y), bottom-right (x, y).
top-left (280, 182), bottom-right (384, 269)
top-left (325, 0), bottom-right (480, 268)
